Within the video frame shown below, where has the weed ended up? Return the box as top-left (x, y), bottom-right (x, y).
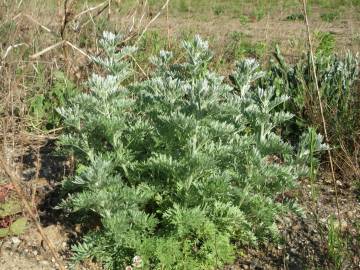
top-left (239, 14), bottom-right (250, 25)
top-left (224, 31), bottom-right (267, 61)
top-left (320, 12), bottom-right (339, 22)
top-left (28, 70), bottom-right (78, 130)
top-left (178, 0), bottom-right (189, 13)
top-left (327, 216), bottom-right (347, 269)
top-left (314, 31), bottom-right (336, 57)
top-left (138, 30), bottom-right (168, 64)
top-left (251, 6), bottom-right (265, 21)
top-left (0, 187), bottom-right (27, 238)
top-left (266, 47), bottom-right (359, 185)
top-left (58, 33), bottom-right (322, 269)
top-left (285, 13), bottom-right (305, 21)
top-left (213, 5), bottom-right (225, 16)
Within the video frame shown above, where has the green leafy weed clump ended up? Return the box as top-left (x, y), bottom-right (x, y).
top-left (57, 32), bottom-right (324, 269)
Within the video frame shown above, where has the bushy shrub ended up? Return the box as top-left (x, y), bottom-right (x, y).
top-left (57, 32), bottom-right (324, 269)
top-left (265, 47), bottom-right (359, 151)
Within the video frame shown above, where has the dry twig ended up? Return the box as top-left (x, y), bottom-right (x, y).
top-left (301, 0), bottom-right (341, 220)
top-left (135, 0), bottom-right (170, 44)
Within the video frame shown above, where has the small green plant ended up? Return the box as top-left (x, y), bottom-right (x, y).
top-left (314, 31), bottom-right (336, 57)
top-left (58, 32), bottom-right (321, 269)
top-left (320, 12), bottom-right (339, 22)
top-left (178, 0), bottom-right (189, 12)
top-left (252, 6), bottom-right (265, 21)
top-left (137, 30), bottom-right (169, 65)
top-left (28, 70), bottom-right (78, 130)
top-left (285, 13), bottom-right (304, 21)
top-left (224, 31), bottom-right (267, 61)
top-left (0, 186), bottom-right (28, 238)
top-left (213, 5), bottom-right (225, 16)
top-left (239, 14), bottom-right (250, 25)
top-left (327, 216), bottom-right (347, 269)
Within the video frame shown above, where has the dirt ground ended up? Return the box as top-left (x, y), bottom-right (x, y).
top-left (0, 225), bottom-right (65, 270)
top-left (150, 8), bottom-right (360, 58)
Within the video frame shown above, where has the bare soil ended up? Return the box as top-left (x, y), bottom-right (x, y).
top-left (149, 8), bottom-right (360, 58)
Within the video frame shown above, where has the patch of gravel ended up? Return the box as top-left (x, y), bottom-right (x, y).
top-left (0, 224), bottom-right (69, 270)
top-left (0, 249), bottom-right (55, 270)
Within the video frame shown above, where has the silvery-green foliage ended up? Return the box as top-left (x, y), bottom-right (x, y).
top-left (230, 58), bottom-right (265, 97)
top-left (318, 52), bottom-right (359, 114)
top-left (294, 128), bottom-right (328, 176)
top-left (265, 48), bottom-right (359, 178)
top-left (58, 34), bottom-right (322, 270)
top-left (268, 47), bottom-right (359, 123)
top-left (93, 31), bottom-right (136, 78)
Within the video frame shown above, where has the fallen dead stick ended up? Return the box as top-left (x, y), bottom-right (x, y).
top-left (73, 0), bottom-right (108, 20)
top-left (30, 41), bottom-right (65, 59)
top-left (80, 2), bottom-right (109, 28)
top-left (2, 43), bottom-right (28, 60)
top-left (30, 40), bottom-right (91, 60)
top-left (0, 155), bottom-right (66, 270)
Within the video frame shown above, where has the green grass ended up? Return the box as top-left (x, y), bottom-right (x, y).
top-left (320, 11), bottom-right (340, 22)
top-left (223, 31), bottom-right (267, 61)
top-left (314, 31), bottom-right (336, 56)
top-left (327, 217), bottom-right (347, 270)
top-left (107, 0), bottom-right (360, 18)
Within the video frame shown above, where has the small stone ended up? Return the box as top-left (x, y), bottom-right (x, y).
top-left (40, 260), bottom-right (50, 266)
top-left (336, 180), bottom-right (343, 186)
top-left (33, 250), bottom-right (38, 256)
top-left (346, 210), bottom-right (356, 219)
top-left (2, 240), bottom-right (11, 250)
top-left (333, 220), bottom-right (348, 232)
top-left (320, 218), bottom-right (327, 224)
top-left (282, 217), bottom-right (291, 225)
top-left (11, 237), bottom-right (21, 246)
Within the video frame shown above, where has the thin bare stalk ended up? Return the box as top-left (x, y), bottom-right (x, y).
top-left (108, 0), bottom-right (111, 20)
top-left (166, 1), bottom-right (170, 49)
top-left (30, 41), bottom-right (65, 59)
top-left (135, 0), bottom-right (170, 44)
top-left (301, 0), bottom-right (341, 221)
top-left (73, 1), bottom-right (107, 20)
